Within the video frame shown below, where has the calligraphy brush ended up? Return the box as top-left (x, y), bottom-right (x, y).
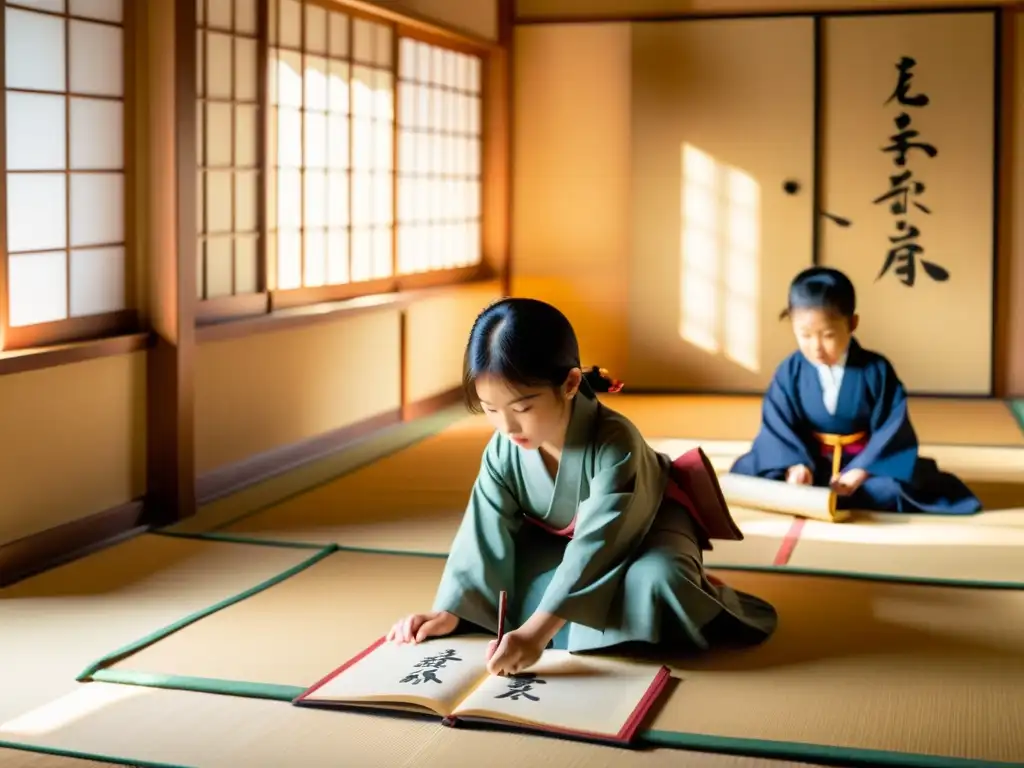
top-left (497, 590), bottom-right (508, 645)
top-left (493, 590), bottom-right (508, 677)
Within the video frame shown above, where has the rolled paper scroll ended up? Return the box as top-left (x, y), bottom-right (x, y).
top-left (717, 472), bottom-right (851, 523)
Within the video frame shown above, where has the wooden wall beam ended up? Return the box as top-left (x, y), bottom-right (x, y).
top-left (142, 0), bottom-right (198, 525)
top-left (483, 0), bottom-right (515, 297)
top-left (996, 7), bottom-right (1024, 396)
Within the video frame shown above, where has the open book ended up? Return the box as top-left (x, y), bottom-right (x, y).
top-left (293, 635), bottom-right (670, 745)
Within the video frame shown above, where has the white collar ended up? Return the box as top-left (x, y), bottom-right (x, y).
top-left (813, 350), bottom-right (848, 371)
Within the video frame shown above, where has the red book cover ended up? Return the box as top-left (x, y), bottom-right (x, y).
top-left (293, 635), bottom-right (670, 747)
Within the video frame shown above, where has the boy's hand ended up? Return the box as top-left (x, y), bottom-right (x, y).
top-left (830, 468), bottom-right (868, 496)
top-left (485, 629), bottom-right (544, 677)
top-left (786, 464), bottom-right (813, 485)
top-left (386, 611), bottom-right (459, 644)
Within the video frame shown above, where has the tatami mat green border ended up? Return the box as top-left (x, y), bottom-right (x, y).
top-left (29, 530), bottom-right (1024, 768)
top-left (765, 561), bottom-right (1024, 591)
top-left (5, 406), bottom-right (1020, 768)
top-left (165, 397), bottom-right (1024, 540)
top-left (1011, 400), bottom-right (1024, 436)
top-left (75, 540), bottom-right (337, 682)
top-left (90, 670), bottom-right (305, 702)
top-left (60, 668), bottom-right (1022, 768)
top-left (0, 741), bottom-right (190, 768)
top-left (73, 532), bottom-right (458, 684)
top-left (157, 526), bottom-right (1024, 592)
top-left (153, 529), bottom-right (451, 560)
top-left (643, 731), bottom-right (1021, 768)
top-left (156, 528), bottom-right (815, 579)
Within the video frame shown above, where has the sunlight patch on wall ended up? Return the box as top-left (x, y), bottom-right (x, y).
top-left (679, 143), bottom-right (761, 373)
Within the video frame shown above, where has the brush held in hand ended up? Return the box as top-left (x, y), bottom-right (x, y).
top-left (294, 635), bottom-right (670, 745)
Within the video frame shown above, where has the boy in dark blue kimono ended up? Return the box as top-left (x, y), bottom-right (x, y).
top-left (731, 267), bottom-right (981, 515)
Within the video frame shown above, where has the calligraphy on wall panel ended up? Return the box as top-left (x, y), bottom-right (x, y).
top-left (819, 12), bottom-right (996, 394)
top-left (628, 17), bottom-right (815, 392)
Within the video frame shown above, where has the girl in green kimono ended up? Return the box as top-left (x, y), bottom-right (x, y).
top-left (386, 298), bottom-right (778, 675)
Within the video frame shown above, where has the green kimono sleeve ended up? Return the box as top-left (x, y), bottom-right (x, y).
top-left (537, 437), bottom-right (660, 628)
top-left (431, 432), bottom-right (522, 632)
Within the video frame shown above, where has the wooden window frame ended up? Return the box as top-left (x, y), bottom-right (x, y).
top-left (195, 0), bottom-right (267, 319)
top-left (195, 0), bottom-right (500, 328)
top-left (0, 0), bottom-right (139, 352)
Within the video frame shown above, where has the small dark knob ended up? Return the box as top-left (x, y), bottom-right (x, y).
top-left (782, 180), bottom-right (800, 195)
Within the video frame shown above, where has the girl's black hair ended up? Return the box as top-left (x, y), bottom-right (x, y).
top-left (462, 298), bottom-right (621, 413)
top-left (779, 266), bottom-right (857, 321)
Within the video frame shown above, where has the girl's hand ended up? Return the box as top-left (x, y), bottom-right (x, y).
top-left (830, 468), bottom-right (868, 496)
top-left (386, 611), bottom-right (459, 644)
top-left (786, 464), bottom-right (813, 485)
top-left (485, 629), bottom-right (544, 676)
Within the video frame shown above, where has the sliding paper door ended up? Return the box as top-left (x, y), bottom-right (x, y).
top-left (629, 17), bottom-right (816, 391)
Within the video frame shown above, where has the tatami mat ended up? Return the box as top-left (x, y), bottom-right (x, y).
top-left (88, 550), bottom-right (446, 688)
top-left (869, 507), bottom-right (1024, 528)
top-left (83, 549), bottom-right (792, 690)
top-left (0, 749), bottom-right (116, 768)
top-left (643, 569), bottom-right (1024, 764)
top-left (607, 394), bottom-right (1024, 446)
top-left (216, 415), bottom-right (795, 568)
top-left (784, 517), bottom-right (1024, 586)
top-left (654, 439), bottom-right (1024, 514)
top-left (216, 410), bottom-right (1024, 585)
top-left (217, 417), bottom-right (491, 550)
top-left (206, 395), bottom-right (1023, 546)
top-left (4, 396), bottom-right (1022, 767)
top-left (0, 684), bottom-right (834, 768)
top-left (71, 551), bottom-right (1024, 766)
top-left (0, 533), bottom-right (325, 724)
top-left (171, 406), bottom-right (470, 536)
top-left (649, 439), bottom-right (1024, 484)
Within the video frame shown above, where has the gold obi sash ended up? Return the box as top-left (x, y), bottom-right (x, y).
top-left (812, 431), bottom-right (868, 477)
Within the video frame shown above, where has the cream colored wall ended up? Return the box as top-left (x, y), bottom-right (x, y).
top-left (628, 17), bottom-right (815, 392)
top-left (511, 24), bottom-right (632, 376)
top-left (195, 311), bottom-right (402, 474)
top-left (513, 8), bottom-right (1024, 395)
top-left (0, 353), bottom-right (146, 546)
top-left (404, 281), bottom-right (502, 403)
top-left (196, 280), bottom-right (501, 476)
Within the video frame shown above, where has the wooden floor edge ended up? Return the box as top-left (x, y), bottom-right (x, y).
top-left (196, 386), bottom-right (464, 506)
top-left (195, 410), bottom-right (402, 506)
top-left (402, 386), bottom-right (464, 422)
top-left (0, 500), bottom-right (147, 588)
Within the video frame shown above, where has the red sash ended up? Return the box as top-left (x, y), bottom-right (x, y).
top-left (523, 515), bottom-right (576, 539)
top-left (521, 447), bottom-right (742, 547)
top-left (665, 447), bottom-right (744, 546)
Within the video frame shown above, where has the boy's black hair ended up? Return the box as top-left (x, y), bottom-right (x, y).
top-left (779, 267), bottom-right (857, 321)
top-left (461, 298), bottom-right (617, 413)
